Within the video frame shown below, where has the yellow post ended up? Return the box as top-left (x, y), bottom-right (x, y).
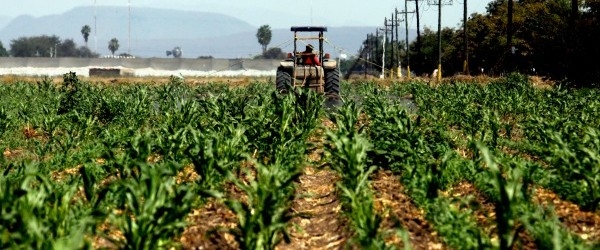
top-left (397, 66), bottom-right (402, 78)
top-left (437, 64), bottom-right (442, 82)
top-left (407, 65), bottom-right (411, 79)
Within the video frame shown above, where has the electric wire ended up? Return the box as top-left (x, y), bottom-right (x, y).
top-left (207, 38), bottom-right (295, 75)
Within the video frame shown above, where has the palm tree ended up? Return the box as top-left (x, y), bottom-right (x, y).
top-left (108, 38), bottom-right (119, 56)
top-left (256, 25), bottom-right (272, 54)
top-left (81, 25), bottom-right (91, 48)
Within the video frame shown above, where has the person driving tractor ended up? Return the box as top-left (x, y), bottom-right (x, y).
top-left (301, 44), bottom-right (320, 66)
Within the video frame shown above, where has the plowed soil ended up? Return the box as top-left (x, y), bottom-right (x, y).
top-left (277, 166), bottom-right (350, 250)
top-left (371, 170), bottom-right (446, 250)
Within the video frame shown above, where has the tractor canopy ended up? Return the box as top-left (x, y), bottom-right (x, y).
top-left (290, 26), bottom-right (328, 32)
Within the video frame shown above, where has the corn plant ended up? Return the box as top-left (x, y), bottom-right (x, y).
top-left (199, 89), bottom-right (316, 250)
top-left (102, 161), bottom-right (193, 250)
top-left (545, 127), bottom-right (600, 211)
top-left (426, 197), bottom-right (492, 249)
top-left (0, 107), bottom-right (9, 136)
top-left (57, 72), bottom-right (100, 119)
top-left (0, 163), bottom-right (94, 249)
top-left (522, 205), bottom-right (590, 250)
top-left (218, 158), bottom-right (301, 250)
top-left (185, 126), bottom-right (247, 191)
top-left (325, 100), bottom-right (392, 249)
top-left (474, 142), bottom-right (533, 250)
top-left (365, 96), bottom-right (424, 171)
top-left (246, 90), bottom-right (320, 166)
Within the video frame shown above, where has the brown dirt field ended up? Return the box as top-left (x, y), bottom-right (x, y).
top-left (371, 169), bottom-right (446, 250)
top-left (181, 200), bottom-right (239, 250)
top-left (277, 118), bottom-right (350, 249)
top-left (444, 182), bottom-right (537, 249)
top-left (277, 166), bottom-right (350, 250)
top-left (533, 187), bottom-right (600, 242)
top-left (0, 74), bottom-right (272, 88)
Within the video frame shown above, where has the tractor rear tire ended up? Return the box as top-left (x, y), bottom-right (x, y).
top-left (325, 69), bottom-right (340, 98)
top-left (276, 67), bottom-right (292, 94)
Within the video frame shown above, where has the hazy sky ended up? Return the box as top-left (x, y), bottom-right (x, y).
top-left (2, 0), bottom-right (493, 29)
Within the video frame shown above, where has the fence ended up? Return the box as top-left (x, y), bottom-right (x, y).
top-left (0, 57), bottom-right (281, 77)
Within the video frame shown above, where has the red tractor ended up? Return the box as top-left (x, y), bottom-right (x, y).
top-left (276, 26), bottom-right (340, 99)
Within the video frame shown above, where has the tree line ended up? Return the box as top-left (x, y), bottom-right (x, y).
top-left (355, 0), bottom-right (599, 86)
top-left (0, 24), bottom-right (127, 58)
top-left (0, 23), bottom-right (280, 59)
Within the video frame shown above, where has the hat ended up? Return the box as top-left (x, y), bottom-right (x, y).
top-left (305, 44), bottom-right (314, 51)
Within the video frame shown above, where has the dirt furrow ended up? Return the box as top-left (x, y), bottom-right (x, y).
top-left (276, 166), bottom-right (350, 250)
top-left (180, 198), bottom-right (238, 250)
top-left (277, 117), bottom-right (350, 250)
top-left (533, 187), bottom-right (600, 242)
top-left (445, 181), bottom-right (537, 249)
top-left (371, 169), bottom-right (446, 250)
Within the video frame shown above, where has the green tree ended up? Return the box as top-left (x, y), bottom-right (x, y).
top-left (258, 47), bottom-right (285, 59)
top-left (0, 41), bottom-right (8, 57)
top-left (399, 0), bottom-right (598, 84)
top-left (81, 25), bottom-right (91, 48)
top-left (256, 25), bottom-right (272, 54)
top-left (8, 35), bottom-right (98, 58)
top-left (407, 27), bottom-right (457, 75)
top-left (108, 38), bottom-right (119, 56)
top-left (9, 35), bottom-right (61, 57)
top-left (58, 39), bottom-right (78, 57)
top-left (77, 46), bottom-right (99, 58)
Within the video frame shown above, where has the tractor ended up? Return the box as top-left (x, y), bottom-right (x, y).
top-left (276, 26), bottom-right (340, 100)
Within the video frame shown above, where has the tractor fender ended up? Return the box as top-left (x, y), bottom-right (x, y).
top-left (280, 60), bottom-right (294, 68)
top-left (322, 60), bottom-right (337, 70)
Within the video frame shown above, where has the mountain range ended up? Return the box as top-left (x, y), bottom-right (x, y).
top-left (0, 6), bottom-right (416, 58)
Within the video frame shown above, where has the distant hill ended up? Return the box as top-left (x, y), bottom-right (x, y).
top-left (0, 6), bottom-right (254, 40)
top-left (132, 26), bottom-right (417, 59)
top-left (162, 27), bottom-right (417, 59)
top-left (0, 16), bottom-right (11, 31)
top-left (0, 7), bottom-right (416, 59)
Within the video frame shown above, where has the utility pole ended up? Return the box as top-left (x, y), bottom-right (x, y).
top-left (393, 9), bottom-right (401, 78)
top-left (388, 15), bottom-right (394, 78)
top-left (437, 0), bottom-right (442, 82)
top-left (397, 4), bottom-right (415, 78)
top-left (569, 0), bottom-right (578, 78)
top-left (408, 0), bottom-right (422, 74)
top-left (368, 33), bottom-right (373, 76)
top-left (94, 0), bottom-right (97, 52)
top-left (386, 13), bottom-right (400, 78)
top-left (384, 17), bottom-right (388, 77)
top-left (375, 29), bottom-right (379, 70)
top-left (366, 34), bottom-right (370, 78)
top-left (128, 0), bottom-right (131, 55)
top-left (463, 0), bottom-right (469, 75)
top-left (380, 28), bottom-right (386, 79)
top-left (379, 25), bottom-right (391, 79)
top-left (428, 0), bottom-right (452, 82)
top-left (507, 0), bottom-right (513, 72)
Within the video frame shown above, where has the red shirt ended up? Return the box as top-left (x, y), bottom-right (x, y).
top-left (302, 53), bottom-right (320, 66)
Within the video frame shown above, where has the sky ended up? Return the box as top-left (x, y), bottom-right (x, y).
top-left (1, 0), bottom-right (493, 29)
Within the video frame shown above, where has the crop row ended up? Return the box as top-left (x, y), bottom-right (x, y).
top-left (0, 73), bottom-right (598, 249)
